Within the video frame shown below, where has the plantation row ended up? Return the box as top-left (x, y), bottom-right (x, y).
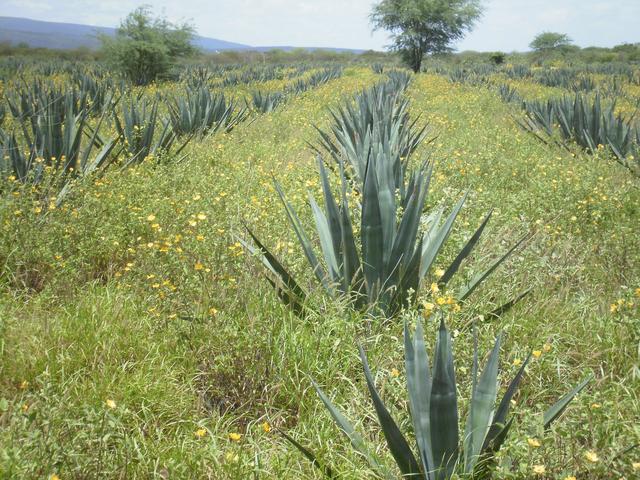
top-left (443, 64), bottom-right (640, 176)
top-left (0, 65), bottom-right (344, 203)
top-left (240, 69), bottom-right (592, 479)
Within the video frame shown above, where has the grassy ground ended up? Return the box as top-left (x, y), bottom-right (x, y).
top-left (0, 67), bottom-right (638, 479)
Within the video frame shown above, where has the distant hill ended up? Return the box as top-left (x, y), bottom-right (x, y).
top-left (0, 16), bottom-right (365, 53)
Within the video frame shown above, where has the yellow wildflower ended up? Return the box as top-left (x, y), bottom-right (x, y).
top-left (584, 451), bottom-right (599, 462)
top-left (533, 465), bottom-right (546, 474)
top-left (105, 399), bottom-right (116, 409)
top-left (527, 438), bottom-right (541, 448)
top-left (195, 262), bottom-right (204, 271)
top-left (146, 214), bottom-right (156, 221)
top-left (532, 350), bottom-right (542, 359)
top-left (262, 422), bottom-right (272, 433)
top-left (430, 282), bottom-right (440, 294)
top-left (228, 432), bottom-right (242, 442)
top-left (197, 213), bottom-right (207, 220)
top-left (390, 368), bottom-right (400, 378)
top-left (195, 428), bottom-right (207, 438)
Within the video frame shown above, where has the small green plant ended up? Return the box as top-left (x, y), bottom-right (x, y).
top-left (113, 95), bottom-right (190, 166)
top-left (285, 318), bottom-right (592, 479)
top-left (252, 90), bottom-right (286, 113)
top-left (167, 86), bottom-right (250, 137)
top-left (497, 84), bottom-right (519, 103)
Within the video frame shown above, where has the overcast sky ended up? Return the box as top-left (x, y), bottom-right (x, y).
top-left (3, 0), bottom-right (638, 51)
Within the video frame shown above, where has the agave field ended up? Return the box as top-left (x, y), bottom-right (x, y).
top-left (0, 58), bottom-right (639, 479)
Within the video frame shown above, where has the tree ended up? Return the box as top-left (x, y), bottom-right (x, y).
top-left (100, 6), bottom-right (196, 85)
top-left (529, 32), bottom-right (573, 53)
top-left (489, 51), bottom-right (506, 65)
top-left (370, 0), bottom-right (483, 73)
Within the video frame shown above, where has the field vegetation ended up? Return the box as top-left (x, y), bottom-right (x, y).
top-left (0, 43), bottom-right (639, 479)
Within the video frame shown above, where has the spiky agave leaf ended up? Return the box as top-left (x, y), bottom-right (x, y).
top-left (289, 319), bottom-right (591, 479)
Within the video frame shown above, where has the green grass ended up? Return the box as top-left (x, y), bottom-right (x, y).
top-left (0, 67), bottom-right (639, 478)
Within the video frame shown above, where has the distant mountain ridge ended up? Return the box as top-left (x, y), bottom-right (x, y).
top-left (0, 16), bottom-right (365, 53)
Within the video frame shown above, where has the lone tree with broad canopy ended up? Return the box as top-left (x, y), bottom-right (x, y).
top-left (529, 32), bottom-right (573, 53)
top-left (100, 6), bottom-right (196, 85)
top-left (370, 0), bottom-right (483, 73)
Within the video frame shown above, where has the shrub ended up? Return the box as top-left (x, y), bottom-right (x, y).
top-left (100, 6), bottom-right (196, 85)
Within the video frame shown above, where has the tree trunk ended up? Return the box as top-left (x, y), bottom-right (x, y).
top-left (411, 47), bottom-right (423, 73)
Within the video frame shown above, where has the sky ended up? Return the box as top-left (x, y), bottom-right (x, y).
top-left (2, 0), bottom-right (639, 51)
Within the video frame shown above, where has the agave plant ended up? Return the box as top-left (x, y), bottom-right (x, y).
top-left (285, 318), bottom-right (592, 479)
top-left (312, 79), bottom-right (429, 195)
top-left (288, 67), bottom-right (343, 95)
top-left (180, 65), bottom-right (218, 89)
top-left (0, 115), bottom-right (118, 205)
top-left (535, 69), bottom-right (576, 89)
top-left (6, 79), bottom-right (88, 128)
top-left (72, 70), bottom-right (118, 115)
top-left (611, 129), bottom-right (640, 176)
top-left (504, 65), bottom-right (531, 80)
top-left (497, 84), bottom-right (519, 104)
top-left (252, 90), bottom-right (286, 113)
top-left (167, 86), bottom-right (250, 137)
top-left (114, 96), bottom-right (189, 166)
top-left (2, 88), bottom-right (117, 179)
top-left (243, 70), bottom-right (523, 318)
top-left (242, 155), bottom-right (523, 318)
top-left (571, 75), bottom-right (596, 93)
top-left (386, 70), bottom-right (412, 92)
top-left (520, 93), bottom-right (638, 169)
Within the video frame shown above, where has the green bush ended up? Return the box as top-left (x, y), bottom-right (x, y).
top-left (100, 6), bottom-right (196, 85)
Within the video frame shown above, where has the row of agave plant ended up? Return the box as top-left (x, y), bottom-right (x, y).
top-left (0, 65), bottom-right (348, 202)
top-left (0, 80), bottom-right (249, 198)
top-left (449, 64), bottom-right (634, 100)
top-left (221, 63), bottom-right (313, 88)
top-left (251, 66), bottom-right (344, 114)
top-left (518, 93), bottom-right (640, 175)
top-left (239, 70), bottom-right (591, 478)
top-left (244, 69), bottom-right (522, 318)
